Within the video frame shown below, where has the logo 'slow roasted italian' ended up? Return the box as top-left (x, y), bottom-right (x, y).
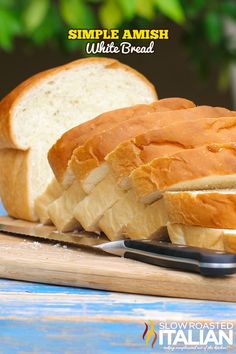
top-left (141, 321), bottom-right (234, 351)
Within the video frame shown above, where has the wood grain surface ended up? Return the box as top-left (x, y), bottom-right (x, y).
top-left (0, 225), bottom-right (235, 302)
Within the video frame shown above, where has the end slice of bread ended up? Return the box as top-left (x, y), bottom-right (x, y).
top-left (167, 223), bottom-right (236, 253)
top-left (0, 57), bottom-right (157, 221)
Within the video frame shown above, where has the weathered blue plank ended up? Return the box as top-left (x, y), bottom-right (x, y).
top-left (0, 279), bottom-right (235, 321)
top-left (0, 280), bottom-right (235, 353)
top-left (0, 320), bottom-right (235, 354)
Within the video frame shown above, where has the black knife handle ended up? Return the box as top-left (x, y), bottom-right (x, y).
top-left (123, 240), bottom-right (236, 276)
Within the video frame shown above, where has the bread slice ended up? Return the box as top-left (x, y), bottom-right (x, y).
top-left (167, 223), bottom-right (236, 253)
top-left (124, 198), bottom-right (168, 239)
top-left (35, 179), bottom-right (62, 224)
top-left (130, 143), bottom-right (236, 204)
top-left (164, 190), bottom-right (236, 229)
top-left (49, 97), bottom-right (195, 187)
top-left (98, 116), bottom-right (236, 239)
top-left (0, 57), bottom-right (157, 221)
top-left (99, 191), bottom-right (167, 240)
top-left (74, 174), bottom-right (123, 232)
top-left (48, 181), bottom-right (85, 232)
top-left (107, 114), bottom-right (236, 189)
top-left (49, 99), bottom-right (195, 231)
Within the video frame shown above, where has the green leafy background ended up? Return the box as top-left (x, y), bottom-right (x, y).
top-left (0, 0), bottom-right (236, 86)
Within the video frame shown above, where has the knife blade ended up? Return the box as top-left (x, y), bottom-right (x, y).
top-left (0, 216), bottom-right (108, 246)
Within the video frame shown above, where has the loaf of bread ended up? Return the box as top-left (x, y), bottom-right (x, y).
top-left (0, 57), bottom-right (158, 221)
top-left (3, 56), bottom-right (236, 254)
top-left (48, 99), bottom-right (196, 231)
top-left (167, 223), bottom-right (236, 253)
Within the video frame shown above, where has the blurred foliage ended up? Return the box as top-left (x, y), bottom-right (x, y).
top-left (0, 0), bottom-right (236, 86)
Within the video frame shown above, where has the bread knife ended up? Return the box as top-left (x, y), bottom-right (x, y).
top-left (0, 218), bottom-right (108, 246)
top-left (96, 240), bottom-right (236, 276)
top-left (0, 217), bottom-right (236, 276)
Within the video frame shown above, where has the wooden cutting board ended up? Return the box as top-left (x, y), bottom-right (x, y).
top-left (0, 217), bottom-right (235, 302)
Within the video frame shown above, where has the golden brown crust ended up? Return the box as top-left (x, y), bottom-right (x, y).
top-left (61, 100), bottom-right (196, 183)
top-left (130, 143), bottom-right (236, 199)
top-left (167, 223), bottom-right (236, 253)
top-left (106, 109), bottom-right (235, 184)
top-left (164, 190), bottom-right (236, 229)
top-left (70, 115), bottom-right (165, 182)
top-left (0, 149), bottom-right (37, 221)
top-left (48, 102), bottom-right (158, 184)
top-left (0, 57), bottom-right (157, 150)
top-left (48, 97), bottom-right (194, 184)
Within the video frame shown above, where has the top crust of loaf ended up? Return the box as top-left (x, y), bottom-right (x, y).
top-left (164, 190), bottom-right (236, 229)
top-left (106, 109), bottom-right (235, 185)
top-left (0, 57), bottom-right (157, 150)
top-left (69, 105), bottom-right (231, 185)
top-left (48, 97), bottom-right (195, 185)
top-left (130, 143), bottom-right (236, 202)
top-left (48, 103), bottom-right (158, 185)
top-left (69, 104), bottom-right (200, 184)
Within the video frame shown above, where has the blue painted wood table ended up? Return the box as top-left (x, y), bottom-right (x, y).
top-left (0, 278), bottom-right (236, 354)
